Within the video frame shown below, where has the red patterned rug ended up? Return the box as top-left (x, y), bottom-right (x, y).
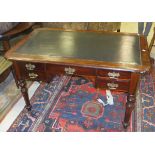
top-left (139, 73), bottom-right (155, 131)
top-left (8, 75), bottom-right (134, 132)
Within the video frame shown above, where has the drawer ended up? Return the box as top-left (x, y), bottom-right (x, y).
top-left (46, 64), bottom-right (96, 76)
top-left (97, 69), bottom-right (131, 79)
top-left (20, 71), bottom-right (46, 81)
top-left (96, 77), bottom-right (130, 92)
top-left (16, 61), bottom-right (45, 72)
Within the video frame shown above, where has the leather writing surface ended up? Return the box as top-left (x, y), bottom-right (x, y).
top-left (16, 30), bottom-right (141, 65)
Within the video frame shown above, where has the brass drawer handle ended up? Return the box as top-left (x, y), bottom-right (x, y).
top-left (142, 49), bottom-right (147, 52)
top-left (107, 83), bottom-right (118, 89)
top-left (29, 73), bottom-right (38, 79)
top-left (108, 72), bottom-right (120, 79)
top-left (25, 63), bottom-right (36, 71)
top-left (64, 67), bottom-right (75, 75)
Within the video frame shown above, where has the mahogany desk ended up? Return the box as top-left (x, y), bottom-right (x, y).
top-left (5, 28), bottom-right (151, 129)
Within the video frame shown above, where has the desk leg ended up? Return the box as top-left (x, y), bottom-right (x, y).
top-left (123, 73), bottom-right (139, 129)
top-left (18, 79), bottom-right (32, 111)
top-left (123, 95), bottom-right (135, 129)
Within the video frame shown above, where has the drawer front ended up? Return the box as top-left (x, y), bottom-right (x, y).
top-left (16, 62), bottom-right (46, 81)
top-left (16, 62), bottom-right (45, 72)
top-left (46, 64), bottom-right (96, 76)
top-left (97, 69), bottom-right (131, 79)
top-left (20, 71), bottom-right (46, 81)
top-left (96, 77), bottom-right (130, 92)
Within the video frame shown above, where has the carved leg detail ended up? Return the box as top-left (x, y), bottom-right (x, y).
top-left (18, 79), bottom-right (31, 111)
top-left (123, 95), bottom-right (135, 129)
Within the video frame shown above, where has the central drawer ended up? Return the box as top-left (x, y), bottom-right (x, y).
top-left (46, 64), bottom-right (96, 76)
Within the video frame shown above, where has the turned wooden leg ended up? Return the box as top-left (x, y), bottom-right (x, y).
top-left (18, 79), bottom-right (31, 111)
top-left (123, 94), bottom-right (135, 129)
top-left (122, 73), bottom-right (139, 129)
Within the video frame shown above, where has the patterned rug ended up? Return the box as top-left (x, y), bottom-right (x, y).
top-left (8, 75), bottom-right (133, 132)
top-left (0, 73), bottom-right (21, 122)
top-left (140, 73), bottom-right (155, 131)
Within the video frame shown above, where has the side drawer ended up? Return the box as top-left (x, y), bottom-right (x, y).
top-left (97, 69), bottom-right (131, 79)
top-left (15, 61), bottom-right (46, 81)
top-left (20, 71), bottom-right (46, 81)
top-left (16, 61), bottom-right (45, 72)
top-left (46, 64), bottom-right (96, 76)
top-left (96, 77), bottom-right (130, 92)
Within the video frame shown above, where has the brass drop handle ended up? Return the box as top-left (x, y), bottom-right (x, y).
top-left (29, 73), bottom-right (38, 79)
top-left (107, 83), bottom-right (118, 90)
top-left (25, 63), bottom-right (36, 71)
top-left (142, 49), bottom-right (147, 52)
top-left (64, 67), bottom-right (75, 75)
top-left (108, 72), bottom-right (120, 79)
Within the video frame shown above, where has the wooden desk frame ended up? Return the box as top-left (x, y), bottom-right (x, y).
top-left (5, 28), bottom-right (151, 129)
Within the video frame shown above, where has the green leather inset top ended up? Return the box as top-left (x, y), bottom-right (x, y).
top-left (16, 29), bottom-right (141, 65)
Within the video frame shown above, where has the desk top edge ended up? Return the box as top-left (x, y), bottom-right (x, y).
top-left (5, 28), bottom-right (150, 72)
top-left (34, 27), bottom-right (140, 36)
